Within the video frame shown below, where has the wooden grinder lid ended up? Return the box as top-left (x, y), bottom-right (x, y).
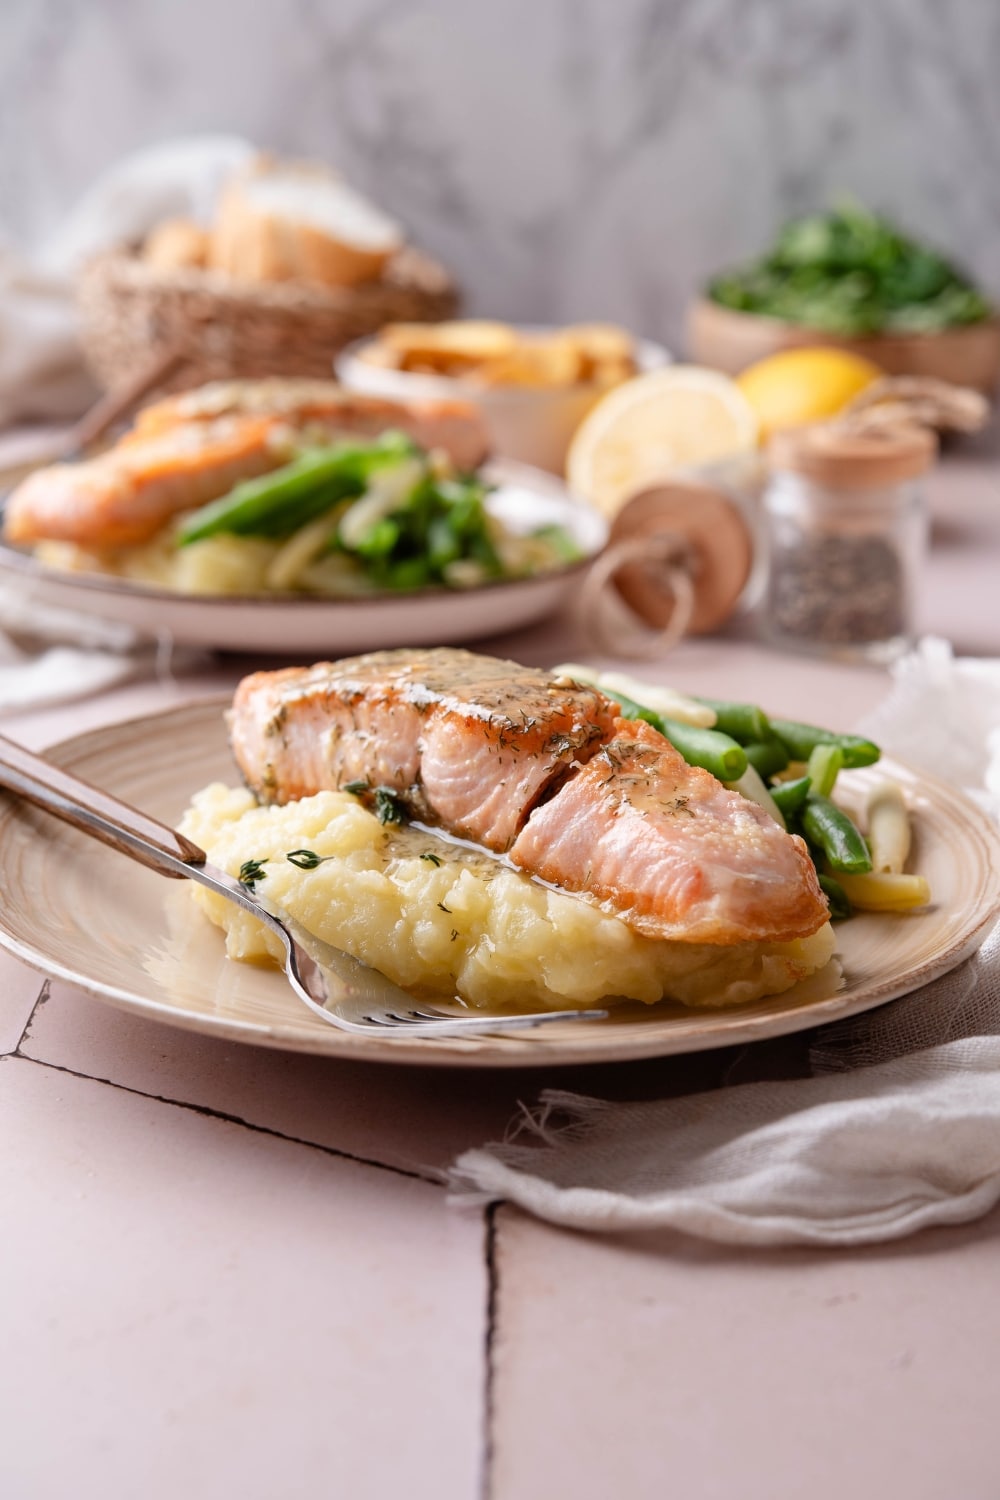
top-left (768, 423), bottom-right (938, 489)
top-left (606, 480), bottom-right (754, 635)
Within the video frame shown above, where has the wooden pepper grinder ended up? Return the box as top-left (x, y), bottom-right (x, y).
top-left (579, 478), bottom-right (755, 657)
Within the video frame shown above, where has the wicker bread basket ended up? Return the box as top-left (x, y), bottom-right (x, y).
top-left (76, 245), bottom-right (460, 393)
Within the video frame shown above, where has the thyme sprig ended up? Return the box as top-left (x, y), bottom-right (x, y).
top-left (341, 778), bottom-right (408, 826)
top-left (285, 848), bottom-right (334, 870)
top-left (238, 858), bottom-right (268, 891)
top-left (373, 787), bottom-right (407, 825)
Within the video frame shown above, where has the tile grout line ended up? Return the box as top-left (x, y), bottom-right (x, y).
top-left (5, 1050), bottom-right (441, 1187)
top-left (479, 1200), bottom-right (500, 1500)
top-left (9, 977), bottom-right (51, 1056)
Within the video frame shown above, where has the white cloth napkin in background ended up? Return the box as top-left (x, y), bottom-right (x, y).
top-left (0, 134), bottom-right (253, 425)
top-left (0, 588), bottom-right (209, 714)
top-left (450, 639), bottom-right (1000, 1247)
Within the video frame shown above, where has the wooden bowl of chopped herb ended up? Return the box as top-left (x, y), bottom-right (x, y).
top-left (689, 204), bottom-right (1000, 394)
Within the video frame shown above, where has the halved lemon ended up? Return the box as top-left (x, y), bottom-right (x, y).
top-left (566, 365), bottom-right (759, 516)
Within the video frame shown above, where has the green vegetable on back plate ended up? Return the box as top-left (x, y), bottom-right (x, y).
top-left (176, 432), bottom-right (417, 545)
top-left (707, 201), bottom-right (991, 335)
top-left (174, 428), bottom-right (564, 593)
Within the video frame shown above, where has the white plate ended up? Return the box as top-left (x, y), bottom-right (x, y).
top-left (0, 700), bottom-right (998, 1068)
top-left (0, 461), bottom-right (606, 655)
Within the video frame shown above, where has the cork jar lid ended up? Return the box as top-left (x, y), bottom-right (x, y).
top-left (769, 423), bottom-right (938, 489)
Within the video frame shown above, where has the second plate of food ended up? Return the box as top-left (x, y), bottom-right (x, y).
top-left (0, 458), bottom-right (606, 655)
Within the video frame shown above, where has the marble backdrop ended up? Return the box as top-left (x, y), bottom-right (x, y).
top-left (1, 0), bottom-right (998, 349)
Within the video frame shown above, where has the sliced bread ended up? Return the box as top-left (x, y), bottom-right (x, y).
top-left (209, 158), bottom-right (403, 289)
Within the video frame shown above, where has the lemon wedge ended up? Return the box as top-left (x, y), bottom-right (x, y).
top-left (566, 366), bottom-right (759, 516)
top-left (736, 346), bottom-right (882, 440)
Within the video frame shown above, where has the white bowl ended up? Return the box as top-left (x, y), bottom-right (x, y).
top-left (336, 328), bottom-right (670, 474)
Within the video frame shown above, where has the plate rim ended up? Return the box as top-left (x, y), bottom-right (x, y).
top-left (1, 696), bottom-right (998, 1069)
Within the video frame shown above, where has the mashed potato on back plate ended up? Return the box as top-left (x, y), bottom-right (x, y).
top-left (180, 784), bottom-right (836, 1012)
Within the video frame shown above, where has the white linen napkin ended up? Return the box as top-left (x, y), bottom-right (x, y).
top-left (450, 639), bottom-right (1000, 1246)
top-left (0, 589), bottom-right (208, 714)
top-left (0, 134), bottom-right (253, 425)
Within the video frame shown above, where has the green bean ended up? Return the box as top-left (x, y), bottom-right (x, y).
top-left (769, 775), bottom-right (812, 817)
top-left (807, 743), bottom-right (844, 798)
top-left (801, 794), bottom-right (873, 874)
top-left (770, 717), bottom-right (881, 769)
top-left (743, 736), bottom-right (790, 780)
top-left (818, 874), bottom-right (853, 922)
top-left (612, 690), bottom-right (747, 780)
top-left (177, 433), bottom-right (415, 545)
top-left (693, 697), bottom-right (772, 744)
top-left (658, 718), bottom-right (748, 781)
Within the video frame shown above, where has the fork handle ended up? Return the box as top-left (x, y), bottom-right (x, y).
top-left (0, 732), bottom-right (207, 877)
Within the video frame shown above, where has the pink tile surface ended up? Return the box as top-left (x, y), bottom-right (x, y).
top-left (21, 978), bottom-right (527, 1175)
top-left (0, 948), bottom-right (46, 1054)
top-left (20, 978), bottom-right (760, 1176)
top-left (0, 1055), bottom-right (485, 1500)
top-left (490, 1207), bottom-right (1000, 1500)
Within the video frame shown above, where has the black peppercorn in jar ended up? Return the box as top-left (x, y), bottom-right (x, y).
top-left (761, 424), bottom-right (936, 663)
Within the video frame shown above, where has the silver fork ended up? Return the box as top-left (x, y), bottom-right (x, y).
top-left (0, 733), bottom-right (607, 1038)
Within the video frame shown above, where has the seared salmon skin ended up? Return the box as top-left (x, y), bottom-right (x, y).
top-left (4, 383), bottom-right (489, 549)
top-left (229, 648), bottom-right (829, 946)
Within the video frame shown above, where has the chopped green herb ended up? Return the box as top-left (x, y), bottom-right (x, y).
top-left (285, 849), bottom-right (331, 870)
top-left (238, 858), bottom-right (268, 891)
top-left (176, 432), bottom-right (417, 545)
top-left (342, 780), bottom-right (369, 796)
top-left (437, 901), bottom-right (453, 914)
top-left (420, 851), bottom-right (442, 866)
top-left (373, 786), bottom-right (407, 825)
top-left (707, 200), bottom-right (991, 335)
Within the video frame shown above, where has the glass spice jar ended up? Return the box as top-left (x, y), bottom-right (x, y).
top-left (760, 424), bottom-right (936, 663)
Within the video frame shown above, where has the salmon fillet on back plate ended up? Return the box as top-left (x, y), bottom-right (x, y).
top-left (3, 383), bottom-right (489, 549)
top-left (229, 647), bottom-right (828, 947)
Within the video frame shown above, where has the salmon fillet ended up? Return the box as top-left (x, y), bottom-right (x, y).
top-left (129, 379), bottom-right (489, 472)
top-left (229, 649), bottom-right (829, 946)
top-left (230, 649), bottom-right (616, 850)
top-left (5, 416), bottom-right (281, 548)
top-left (509, 717), bottom-right (826, 944)
top-left (4, 384), bottom-right (489, 549)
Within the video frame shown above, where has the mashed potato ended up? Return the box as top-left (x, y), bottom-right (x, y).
top-left (179, 783), bottom-right (836, 1013)
top-left (35, 512), bottom-right (571, 598)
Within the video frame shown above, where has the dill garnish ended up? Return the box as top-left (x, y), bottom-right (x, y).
top-left (438, 900), bottom-right (453, 914)
top-left (342, 779), bottom-right (369, 796)
top-left (420, 851), bottom-right (442, 866)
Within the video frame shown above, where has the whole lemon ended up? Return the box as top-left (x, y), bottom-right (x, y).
top-left (736, 347), bottom-right (882, 440)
